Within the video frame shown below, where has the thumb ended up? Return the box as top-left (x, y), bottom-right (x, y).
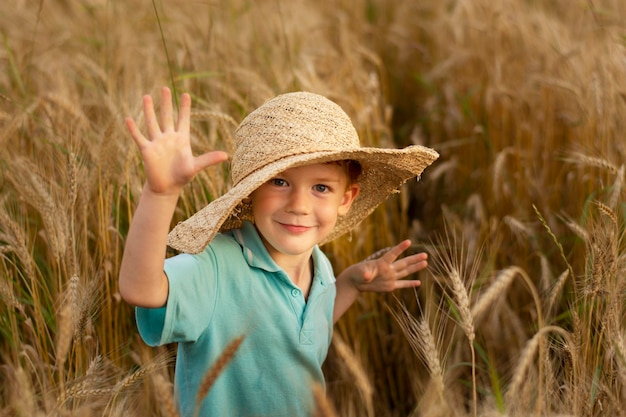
top-left (194, 151), bottom-right (229, 171)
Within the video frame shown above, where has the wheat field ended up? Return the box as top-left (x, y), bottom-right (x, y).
top-left (1, 0), bottom-right (625, 416)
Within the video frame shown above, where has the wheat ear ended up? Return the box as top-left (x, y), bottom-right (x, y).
top-left (506, 326), bottom-right (572, 410)
top-left (449, 269), bottom-right (477, 417)
top-left (389, 300), bottom-right (445, 400)
top-left (153, 374), bottom-right (180, 417)
top-left (546, 270), bottom-right (570, 317)
top-left (471, 267), bottom-right (517, 320)
top-left (194, 335), bottom-right (245, 417)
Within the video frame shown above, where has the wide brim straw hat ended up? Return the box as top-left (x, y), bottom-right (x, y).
top-left (167, 92), bottom-right (439, 254)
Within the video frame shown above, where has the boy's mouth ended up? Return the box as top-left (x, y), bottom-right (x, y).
top-left (279, 222), bottom-right (313, 233)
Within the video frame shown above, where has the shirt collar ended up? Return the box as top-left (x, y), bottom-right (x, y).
top-left (229, 221), bottom-right (280, 272)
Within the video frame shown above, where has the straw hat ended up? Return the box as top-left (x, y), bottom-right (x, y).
top-left (167, 92), bottom-right (439, 254)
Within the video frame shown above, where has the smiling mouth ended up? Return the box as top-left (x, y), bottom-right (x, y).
top-left (279, 223), bottom-right (312, 233)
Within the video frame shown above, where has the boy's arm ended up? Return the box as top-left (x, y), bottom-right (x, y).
top-left (118, 187), bottom-right (178, 308)
top-left (333, 240), bottom-right (428, 323)
top-left (118, 87), bottom-right (228, 308)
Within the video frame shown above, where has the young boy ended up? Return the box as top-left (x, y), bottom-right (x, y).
top-left (119, 87), bottom-right (438, 417)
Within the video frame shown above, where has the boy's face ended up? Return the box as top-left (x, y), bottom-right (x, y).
top-left (250, 162), bottom-right (360, 262)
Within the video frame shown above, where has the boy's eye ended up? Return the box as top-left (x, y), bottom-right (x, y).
top-left (313, 184), bottom-right (329, 193)
top-left (270, 178), bottom-right (287, 187)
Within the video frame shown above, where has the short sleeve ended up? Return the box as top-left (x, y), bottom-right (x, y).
top-left (136, 248), bottom-right (220, 346)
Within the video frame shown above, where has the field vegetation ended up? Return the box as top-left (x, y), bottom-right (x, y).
top-left (1, 0), bottom-right (625, 416)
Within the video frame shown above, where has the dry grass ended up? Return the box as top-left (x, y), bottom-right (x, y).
top-left (1, 0), bottom-right (625, 415)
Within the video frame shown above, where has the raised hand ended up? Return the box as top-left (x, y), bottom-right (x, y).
top-left (125, 87), bottom-right (229, 196)
top-left (349, 240), bottom-right (427, 292)
top-left (333, 240), bottom-right (427, 321)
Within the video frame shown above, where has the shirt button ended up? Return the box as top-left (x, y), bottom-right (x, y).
top-left (291, 289), bottom-right (300, 297)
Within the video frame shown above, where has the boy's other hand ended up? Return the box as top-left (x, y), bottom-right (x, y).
top-left (125, 86), bottom-right (229, 196)
top-left (351, 240), bottom-right (427, 293)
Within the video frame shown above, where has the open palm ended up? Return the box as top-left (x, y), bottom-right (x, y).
top-left (125, 87), bottom-right (228, 195)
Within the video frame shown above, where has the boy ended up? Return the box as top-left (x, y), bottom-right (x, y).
top-left (119, 87), bottom-right (438, 416)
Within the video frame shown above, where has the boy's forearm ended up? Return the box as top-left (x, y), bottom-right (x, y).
top-left (118, 186), bottom-right (179, 308)
top-left (333, 267), bottom-right (360, 323)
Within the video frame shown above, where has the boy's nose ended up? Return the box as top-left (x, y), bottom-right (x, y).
top-left (286, 188), bottom-right (311, 214)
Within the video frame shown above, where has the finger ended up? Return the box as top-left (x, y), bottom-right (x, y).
top-left (394, 279), bottom-right (421, 290)
top-left (176, 93), bottom-right (192, 133)
top-left (125, 117), bottom-right (149, 148)
top-left (160, 86), bottom-right (174, 131)
top-left (381, 239), bottom-right (412, 263)
top-left (143, 94), bottom-right (160, 139)
top-left (405, 259), bottom-right (428, 275)
top-left (392, 254), bottom-right (428, 277)
top-left (402, 252), bottom-right (428, 266)
top-left (194, 151), bottom-right (229, 172)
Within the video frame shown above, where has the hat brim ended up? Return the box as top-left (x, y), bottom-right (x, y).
top-left (167, 145), bottom-right (439, 253)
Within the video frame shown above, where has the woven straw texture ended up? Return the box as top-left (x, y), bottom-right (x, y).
top-left (167, 92), bottom-right (439, 253)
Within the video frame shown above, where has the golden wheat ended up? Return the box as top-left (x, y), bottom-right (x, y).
top-left (6, 158), bottom-right (69, 262)
top-left (152, 373), bottom-right (180, 417)
top-left (331, 334), bottom-right (374, 417)
top-left (0, 199), bottom-right (38, 282)
top-left (10, 367), bottom-right (38, 417)
top-left (594, 200), bottom-right (619, 228)
top-left (193, 335), bottom-right (245, 417)
top-left (545, 269), bottom-right (570, 318)
top-left (506, 326), bottom-right (573, 413)
top-left (608, 164), bottom-right (625, 209)
top-left (54, 300), bottom-right (74, 373)
top-left (312, 382), bottom-right (339, 417)
top-left (0, 261), bottom-right (26, 315)
top-left (2, 0), bottom-right (626, 415)
top-left (471, 266), bottom-right (519, 321)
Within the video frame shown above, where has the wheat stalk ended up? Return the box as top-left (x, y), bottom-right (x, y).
top-left (0, 201), bottom-right (38, 282)
top-left (54, 301), bottom-right (74, 372)
top-left (503, 215), bottom-right (533, 241)
top-left (546, 269), bottom-right (570, 318)
top-left (7, 158), bottom-right (69, 262)
top-left (563, 216), bottom-right (590, 243)
top-left (449, 269), bottom-right (475, 341)
top-left (193, 335), bottom-right (245, 417)
top-left (492, 147), bottom-right (516, 201)
top-left (449, 269), bottom-right (477, 417)
top-left (9, 367), bottom-right (37, 417)
top-left (388, 299), bottom-right (446, 403)
top-left (594, 200), bottom-right (618, 228)
top-left (61, 381), bottom-right (114, 401)
top-left (563, 151), bottom-right (619, 174)
top-left (415, 316), bottom-right (446, 398)
top-left (113, 360), bottom-right (162, 394)
top-left (506, 326), bottom-right (572, 411)
top-left (0, 270), bottom-right (26, 315)
top-left (471, 266), bottom-right (519, 321)
top-left (608, 164), bottom-right (624, 209)
top-left (312, 382), bottom-right (339, 417)
top-left (331, 334), bottom-right (374, 417)
top-left (426, 224), bottom-right (482, 417)
top-left (55, 355), bottom-right (110, 411)
top-left (152, 374), bottom-right (180, 417)
top-left (534, 204), bottom-right (575, 285)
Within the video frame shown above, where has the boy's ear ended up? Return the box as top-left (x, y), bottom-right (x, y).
top-left (337, 184), bottom-right (360, 216)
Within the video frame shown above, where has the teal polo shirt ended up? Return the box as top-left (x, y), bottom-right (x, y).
top-left (136, 221), bottom-right (336, 417)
